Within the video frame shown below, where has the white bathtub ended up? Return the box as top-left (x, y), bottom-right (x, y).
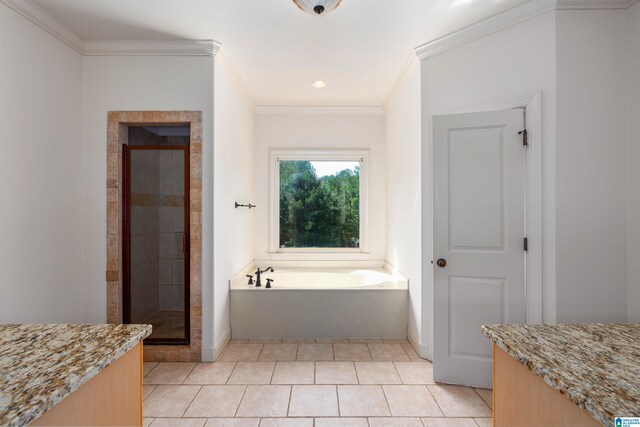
top-left (230, 266), bottom-right (408, 340)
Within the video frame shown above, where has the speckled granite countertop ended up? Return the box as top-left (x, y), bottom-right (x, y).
top-left (483, 323), bottom-right (640, 427)
top-left (0, 324), bottom-right (151, 426)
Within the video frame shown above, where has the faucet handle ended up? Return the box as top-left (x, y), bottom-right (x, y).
top-left (266, 279), bottom-right (274, 289)
top-left (246, 275), bottom-right (254, 285)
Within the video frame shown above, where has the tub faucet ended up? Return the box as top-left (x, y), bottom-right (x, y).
top-left (255, 267), bottom-right (274, 287)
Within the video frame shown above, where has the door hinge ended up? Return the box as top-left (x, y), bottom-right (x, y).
top-left (518, 129), bottom-right (528, 147)
top-left (524, 237), bottom-right (528, 252)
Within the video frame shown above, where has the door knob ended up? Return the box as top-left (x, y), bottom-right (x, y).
top-left (436, 258), bottom-right (447, 268)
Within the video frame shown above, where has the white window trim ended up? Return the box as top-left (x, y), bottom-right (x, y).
top-left (269, 149), bottom-right (370, 255)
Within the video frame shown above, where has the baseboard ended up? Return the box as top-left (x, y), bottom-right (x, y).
top-left (408, 331), bottom-right (432, 361)
top-left (202, 327), bottom-right (231, 362)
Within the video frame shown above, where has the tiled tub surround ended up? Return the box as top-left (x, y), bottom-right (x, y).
top-left (230, 267), bottom-right (409, 340)
top-left (142, 340), bottom-right (493, 426)
top-left (483, 323), bottom-right (640, 427)
top-left (0, 324), bottom-right (151, 426)
top-left (106, 111), bottom-right (203, 362)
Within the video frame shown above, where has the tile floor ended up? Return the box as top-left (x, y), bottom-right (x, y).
top-left (143, 340), bottom-right (493, 427)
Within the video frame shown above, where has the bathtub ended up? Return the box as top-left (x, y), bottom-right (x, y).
top-left (230, 266), bottom-right (408, 340)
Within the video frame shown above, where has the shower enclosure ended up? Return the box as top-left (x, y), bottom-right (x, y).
top-left (123, 126), bottom-right (190, 344)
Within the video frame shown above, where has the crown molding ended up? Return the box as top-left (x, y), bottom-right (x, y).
top-left (1, 0), bottom-right (84, 53)
top-left (216, 48), bottom-right (257, 111)
top-left (255, 106), bottom-right (385, 115)
top-left (556, 0), bottom-right (638, 9)
top-left (83, 40), bottom-right (220, 56)
top-left (383, 51), bottom-right (419, 111)
top-left (415, 0), bottom-right (556, 61)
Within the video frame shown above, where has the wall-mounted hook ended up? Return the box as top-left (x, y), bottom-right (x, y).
top-left (235, 202), bottom-right (256, 209)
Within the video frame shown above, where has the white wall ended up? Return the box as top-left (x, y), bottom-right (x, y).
top-left (0, 4), bottom-right (84, 322)
top-left (81, 56), bottom-right (215, 354)
top-left (555, 9), bottom-right (628, 323)
top-left (212, 57), bottom-right (255, 356)
top-left (385, 68), bottom-right (422, 344)
top-left (253, 113), bottom-right (386, 262)
top-left (627, 1), bottom-right (640, 323)
top-left (420, 11), bottom-right (557, 356)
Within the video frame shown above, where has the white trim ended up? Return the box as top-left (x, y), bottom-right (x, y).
top-left (255, 106), bottom-right (384, 115)
top-left (1, 0), bottom-right (84, 53)
top-left (203, 327), bottom-right (231, 362)
top-left (556, 0), bottom-right (638, 9)
top-left (408, 330), bottom-right (431, 361)
top-left (383, 52), bottom-right (419, 110)
top-left (254, 259), bottom-right (385, 269)
top-left (269, 150), bottom-right (370, 257)
top-left (83, 40), bottom-right (220, 56)
top-left (414, 0), bottom-right (556, 61)
top-left (217, 47), bottom-right (256, 110)
top-left (447, 91), bottom-right (544, 325)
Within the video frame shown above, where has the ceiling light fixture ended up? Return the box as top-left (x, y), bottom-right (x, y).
top-left (293, 0), bottom-right (342, 15)
top-left (312, 80), bottom-right (327, 88)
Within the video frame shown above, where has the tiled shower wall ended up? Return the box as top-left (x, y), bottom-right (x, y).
top-left (130, 150), bottom-right (160, 322)
top-left (159, 150), bottom-right (185, 312)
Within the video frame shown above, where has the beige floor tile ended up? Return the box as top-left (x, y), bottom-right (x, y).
top-left (337, 385), bottom-right (391, 417)
top-left (333, 344), bottom-right (372, 361)
top-left (204, 419), bottom-right (259, 427)
top-left (230, 339), bottom-right (250, 344)
top-left (349, 338), bottom-right (383, 343)
top-left (316, 339), bottom-right (350, 343)
top-left (144, 362), bottom-right (159, 376)
top-left (394, 362), bottom-right (435, 384)
top-left (150, 418), bottom-right (206, 427)
top-left (248, 339), bottom-right (282, 343)
top-left (474, 418), bottom-right (493, 427)
top-left (288, 385), bottom-right (338, 416)
top-left (316, 418), bottom-right (368, 427)
top-left (368, 344), bottom-right (410, 361)
top-left (296, 343), bottom-right (333, 361)
top-left (428, 385), bottom-right (492, 417)
top-left (315, 362), bottom-right (358, 384)
top-left (355, 362), bottom-right (401, 384)
top-left (259, 343), bottom-right (298, 361)
top-left (422, 418), bottom-right (479, 427)
top-left (184, 362), bottom-right (236, 384)
top-left (143, 385), bottom-right (157, 399)
top-left (144, 418), bottom-right (153, 427)
top-left (143, 385), bottom-right (201, 417)
top-left (283, 339), bottom-right (316, 343)
top-left (258, 419), bottom-right (313, 427)
top-left (220, 344), bottom-right (263, 362)
top-left (271, 362), bottom-right (315, 384)
top-left (368, 418), bottom-right (424, 427)
top-left (228, 362), bottom-right (276, 384)
top-left (183, 385), bottom-right (245, 417)
top-left (401, 343), bottom-right (425, 361)
top-left (236, 385), bottom-right (291, 417)
top-left (144, 362), bottom-right (196, 384)
top-left (474, 388), bottom-right (493, 409)
top-left (382, 339), bottom-right (410, 344)
top-left (383, 385), bottom-right (442, 417)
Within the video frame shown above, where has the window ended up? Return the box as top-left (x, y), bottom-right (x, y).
top-left (270, 150), bottom-right (369, 253)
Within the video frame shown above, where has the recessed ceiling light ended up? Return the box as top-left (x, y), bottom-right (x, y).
top-left (312, 80), bottom-right (327, 88)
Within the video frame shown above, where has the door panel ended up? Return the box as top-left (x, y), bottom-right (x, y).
top-left (434, 109), bottom-right (525, 388)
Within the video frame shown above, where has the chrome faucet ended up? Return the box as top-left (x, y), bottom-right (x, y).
top-left (254, 267), bottom-right (274, 287)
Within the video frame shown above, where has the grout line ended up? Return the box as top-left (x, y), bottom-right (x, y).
top-left (353, 361), bottom-right (360, 385)
top-left (286, 384), bottom-right (293, 417)
top-left (233, 385), bottom-right (247, 417)
top-left (223, 361), bottom-right (237, 384)
top-left (425, 384), bottom-right (445, 417)
top-left (268, 361), bottom-right (276, 384)
top-left (314, 361), bottom-right (317, 384)
top-left (391, 361), bottom-right (404, 385)
top-left (379, 384), bottom-right (394, 417)
top-left (181, 362), bottom-right (198, 384)
top-left (472, 387), bottom-right (493, 413)
top-left (255, 344), bottom-right (265, 361)
top-left (179, 384), bottom-right (202, 418)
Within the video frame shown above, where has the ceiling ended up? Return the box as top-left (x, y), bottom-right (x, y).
top-left (32, 0), bottom-right (533, 106)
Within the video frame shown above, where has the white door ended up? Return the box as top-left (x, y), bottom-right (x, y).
top-left (433, 109), bottom-right (527, 388)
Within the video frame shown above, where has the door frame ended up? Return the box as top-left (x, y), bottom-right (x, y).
top-left (428, 91), bottom-right (543, 360)
top-left (123, 144), bottom-right (191, 346)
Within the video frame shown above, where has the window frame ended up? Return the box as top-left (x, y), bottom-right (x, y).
top-left (269, 149), bottom-right (370, 254)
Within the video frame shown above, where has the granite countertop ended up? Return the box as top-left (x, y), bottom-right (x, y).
top-left (483, 323), bottom-right (640, 427)
top-left (0, 323), bottom-right (151, 426)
